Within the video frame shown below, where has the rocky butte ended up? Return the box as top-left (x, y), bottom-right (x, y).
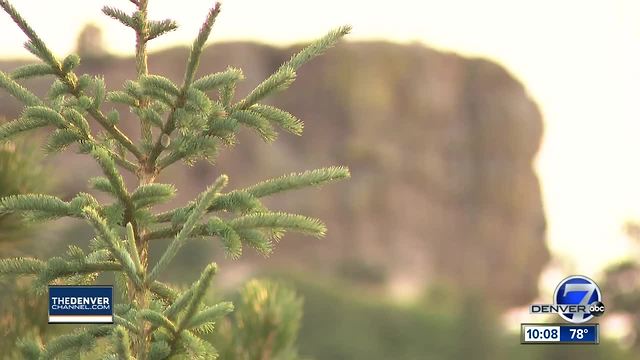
top-left (0, 40), bottom-right (548, 309)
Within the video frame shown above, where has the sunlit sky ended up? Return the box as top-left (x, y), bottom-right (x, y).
top-left (2, 0), bottom-right (640, 275)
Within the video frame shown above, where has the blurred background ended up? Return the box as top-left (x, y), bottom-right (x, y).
top-left (1, 0), bottom-right (640, 358)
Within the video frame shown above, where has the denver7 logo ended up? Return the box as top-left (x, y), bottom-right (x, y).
top-left (554, 276), bottom-right (602, 324)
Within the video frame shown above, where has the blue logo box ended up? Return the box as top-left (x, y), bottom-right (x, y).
top-left (48, 285), bottom-right (114, 324)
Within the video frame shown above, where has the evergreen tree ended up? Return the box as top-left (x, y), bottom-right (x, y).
top-left (215, 280), bottom-right (305, 360)
top-left (0, 131), bottom-right (52, 354)
top-left (0, 0), bottom-right (350, 358)
top-left (0, 138), bottom-right (49, 244)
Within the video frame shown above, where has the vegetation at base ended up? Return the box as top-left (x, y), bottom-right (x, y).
top-left (277, 274), bottom-right (635, 360)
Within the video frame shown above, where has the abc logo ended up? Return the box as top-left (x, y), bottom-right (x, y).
top-left (589, 301), bottom-right (606, 317)
top-left (554, 275), bottom-right (605, 324)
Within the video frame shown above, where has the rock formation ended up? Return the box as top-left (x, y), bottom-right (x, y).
top-left (0, 41), bottom-right (548, 308)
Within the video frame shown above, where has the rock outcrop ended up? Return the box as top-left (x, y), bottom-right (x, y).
top-left (0, 41), bottom-right (548, 308)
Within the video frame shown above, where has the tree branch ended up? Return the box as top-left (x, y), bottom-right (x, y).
top-left (146, 2), bottom-right (221, 169)
top-left (0, 0), bottom-right (145, 163)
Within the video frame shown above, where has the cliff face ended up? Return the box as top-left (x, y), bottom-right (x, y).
top-left (0, 41), bottom-right (548, 308)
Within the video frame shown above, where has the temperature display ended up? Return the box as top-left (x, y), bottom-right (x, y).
top-left (521, 324), bottom-right (599, 344)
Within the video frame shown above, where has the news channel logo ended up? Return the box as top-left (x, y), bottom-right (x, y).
top-left (48, 285), bottom-right (113, 324)
top-left (529, 275), bottom-right (605, 324)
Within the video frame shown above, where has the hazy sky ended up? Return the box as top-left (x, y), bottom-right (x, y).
top-left (1, 0), bottom-right (640, 275)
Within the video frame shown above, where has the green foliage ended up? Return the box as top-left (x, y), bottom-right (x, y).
top-left (0, 278), bottom-right (50, 358)
top-left (284, 25), bottom-right (352, 70)
top-left (10, 63), bottom-right (55, 80)
top-left (0, 139), bottom-right (53, 356)
top-left (229, 212), bottom-right (326, 237)
top-left (148, 176), bottom-right (227, 283)
top-left (112, 326), bottom-right (134, 359)
top-left (237, 67), bottom-right (297, 110)
top-left (131, 183), bottom-right (176, 208)
top-left (282, 276), bottom-right (634, 360)
top-left (215, 279), bottom-right (305, 360)
top-left (192, 67), bottom-right (244, 92)
top-left (0, 0), bottom-right (349, 357)
top-left (252, 104), bottom-right (304, 136)
top-left (245, 166), bottom-right (350, 198)
top-left (0, 112), bottom-right (49, 141)
top-left (0, 139), bottom-right (50, 242)
top-left (0, 71), bottom-right (42, 106)
top-left (101, 6), bottom-right (136, 30)
top-left (0, 194), bottom-right (72, 220)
